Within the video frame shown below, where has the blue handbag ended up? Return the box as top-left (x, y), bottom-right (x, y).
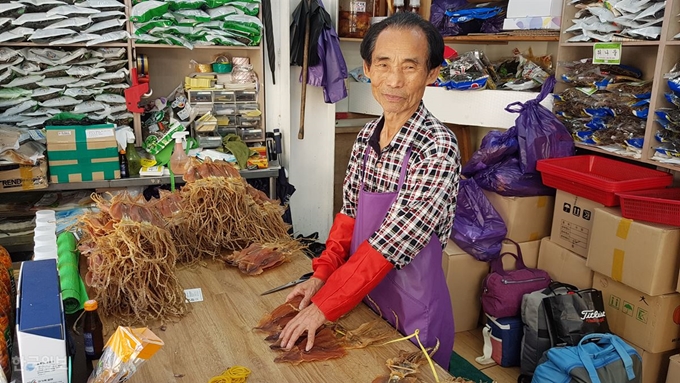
top-left (532, 333), bottom-right (641, 383)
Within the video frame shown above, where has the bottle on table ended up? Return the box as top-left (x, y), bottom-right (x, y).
top-left (83, 300), bottom-right (104, 373)
top-left (125, 138), bottom-right (142, 177)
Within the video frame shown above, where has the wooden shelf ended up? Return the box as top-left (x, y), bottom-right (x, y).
top-left (341, 34), bottom-right (559, 44)
top-left (666, 40), bottom-right (680, 45)
top-left (560, 41), bottom-right (660, 47)
top-left (574, 142), bottom-right (643, 161)
top-left (0, 42), bottom-right (129, 47)
top-left (133, 43), bottom-right (261, 50)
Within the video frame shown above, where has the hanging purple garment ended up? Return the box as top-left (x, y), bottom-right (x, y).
top-left (299, 0), bottom-right (348, 104)
top-left (350, 147), bottom-right (455, 368)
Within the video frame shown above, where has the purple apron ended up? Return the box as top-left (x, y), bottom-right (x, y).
top-left (350, 146), bottom-right (455, 368)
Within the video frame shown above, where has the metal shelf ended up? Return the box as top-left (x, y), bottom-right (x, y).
top-left (38, 160), bottom-right (280, 191)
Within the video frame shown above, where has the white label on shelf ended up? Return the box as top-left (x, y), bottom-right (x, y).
top-left (86, 129), bottom-right (114, 139)
top-left (57, 131), bottom-right (72, 136)
top-left (593, 42), bottom-right (622, 65)
top-left (353, 1), bottom-right (366, 12)
top-left (184, 288), bottom-right (204, 303)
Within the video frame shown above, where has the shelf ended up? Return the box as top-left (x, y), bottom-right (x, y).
top-left (133, 43), bottom-right (261, 50)
top-left (560, 41), bottom-right (660, 47)
top-left (574, 142), bottom-right (643, 162)
top-left (340, 34), bottom-right (560, 44)
top-left (0, 42), bottom-right (129, 48)
top-left (666, 40), bottom-right (680, 45)
top-left (27, 160), bottom-right (282, 193)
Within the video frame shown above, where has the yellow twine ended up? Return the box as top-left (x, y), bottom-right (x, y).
top-left (208, 366), bottom-right (252, 383)
top-left (381, 329), bottom-right (440, 383)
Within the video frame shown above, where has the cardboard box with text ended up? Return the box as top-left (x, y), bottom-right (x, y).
top-left (550, 190), bottom-right (605, 258)
top-left (587, 207), bottom-right (680, 296)
top-left (593, 273), bottom-right (680, 353)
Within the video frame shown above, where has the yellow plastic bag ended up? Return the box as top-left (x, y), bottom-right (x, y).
top-left (88, 327), bottom-right (163, 383)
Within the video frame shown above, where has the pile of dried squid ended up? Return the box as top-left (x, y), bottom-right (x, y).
top-left (78, 158), bottom-right (299, 325)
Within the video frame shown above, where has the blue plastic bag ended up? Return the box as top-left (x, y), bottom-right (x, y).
top-left (450, 178), bottom-right (507, 261)
top-left (506, 76), bottom-right (575, 174)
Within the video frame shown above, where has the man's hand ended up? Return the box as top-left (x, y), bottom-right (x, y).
top-left (278, 303), bottom-right (326, 351)
top-left (285, 277), bottom-right (324, 310)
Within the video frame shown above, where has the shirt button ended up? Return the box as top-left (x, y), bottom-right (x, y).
top-left (376, 163), bottom-right (383, 168)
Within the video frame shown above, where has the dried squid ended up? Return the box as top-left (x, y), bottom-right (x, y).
top-left (222, 240), bottom-right (304, 275)
top-left (334, 320), bottom-right (393, 349)
top-left (171, 158), bottom-right (293, 261)
top-left (255, 297), bottom-right (347, 365)
top-left (372, 341), bottom-right (440, 383)
top-left (81, 219), bottom-right (188, 325)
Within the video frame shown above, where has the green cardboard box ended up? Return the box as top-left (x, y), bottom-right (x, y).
top-left (45, 124), bottom-right (120, 183)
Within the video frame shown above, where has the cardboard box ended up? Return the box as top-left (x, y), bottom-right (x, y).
top-left (550, 190), bottom-right (605, 258)
top-left (500, 239), bottom-right (540, 270)
top-left (46, 124), bottom-right (120, 183)
top-left (482, 190), bottom-right (554, 242)
top-left (0, 160), bottom-right (48, 192)
top-left (17, 259), bottom-right (67, 383)
top-left (667, 354), bottom-right (680, 383)
top-left (592, 273), bottom-right (680, 353)
top-left (587, 207), bottom-right (680, 296)
top-left (444, 240), bottom-right (490, 332)
top-left (507, 0), bottom-right (564, 18)
top-left (503, 17), bottom-right (561, 30)
top-left (537, 237), bottom-right (593, 289)
top-left (626, 343), bottom-right (678, 383)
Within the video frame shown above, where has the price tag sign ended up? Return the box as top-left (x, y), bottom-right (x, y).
top-left (184, 288), bottom-right (204, 303)
top-left (593, 42), bottom-right (622, 65)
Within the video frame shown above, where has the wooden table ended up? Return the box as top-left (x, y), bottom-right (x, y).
top-left (105, 254), bottom-right (454, 383)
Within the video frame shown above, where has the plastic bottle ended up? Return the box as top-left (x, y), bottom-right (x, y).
top-left (126, 138), bottom-right (142, 177)
top-left (83, 300), bottom-right (104, 372)
top-left (393, 0), bottom-right (405, 13)
top-left (119, 151), bottom-right (129, 178)
top-left (170, 131), bottom-right (190, 175)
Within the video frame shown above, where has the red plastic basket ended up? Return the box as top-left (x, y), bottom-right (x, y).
top-left (536, 156), bottom-right (673, 206)
top-left (617, 188), bottom-right (680, 226)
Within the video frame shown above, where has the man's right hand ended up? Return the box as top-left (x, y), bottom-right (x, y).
top-left (286, 277), bottom-right (324, 310)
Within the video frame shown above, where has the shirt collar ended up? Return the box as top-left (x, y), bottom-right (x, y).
top-left (368, 101), bottom-right (426, 154)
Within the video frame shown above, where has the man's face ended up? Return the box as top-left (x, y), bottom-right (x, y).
top-left (363, 27), bottom-right (440, 116)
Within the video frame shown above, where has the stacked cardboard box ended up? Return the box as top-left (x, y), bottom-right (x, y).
top-left (586, 207), bottom-right (680, 383)
top-left (503, 0), bottom-right (563, 30)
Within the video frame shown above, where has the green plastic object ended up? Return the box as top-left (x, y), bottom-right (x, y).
top-left (212, 62), bottom-right (233, 73)
top-left (57, 232), bottom-right (89, 314)
top-left (154, 136), bottom-right (198, 166)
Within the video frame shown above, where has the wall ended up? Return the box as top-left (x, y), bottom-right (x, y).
top-left (265, 0), bottom-right (338, 240)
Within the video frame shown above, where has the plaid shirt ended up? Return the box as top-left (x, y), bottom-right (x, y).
top-left (341, 102), bottom-right (461, 269)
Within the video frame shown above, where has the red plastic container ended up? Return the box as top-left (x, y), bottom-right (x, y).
top-left (536, 156), bottom-right (673, 206)
top-left (617, 188), bottom-right (680, 226)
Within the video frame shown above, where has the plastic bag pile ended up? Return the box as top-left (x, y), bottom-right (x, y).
top-left (566, 0), bottom-right (665, 42)
top-left (130, 0), bottom-right (262, 49)
top-left (462, 76), bottom-right (574, 197)
top-left (0, 0), bottom-right (129, 45)
top-left (0, 47), bottom-right (131, 129)
top-left (429, 0), bottom-right (505, 37)
top-left (653, 64), bottom-right (680, 163)
top-left (553, 58), bottom-right (649, 156)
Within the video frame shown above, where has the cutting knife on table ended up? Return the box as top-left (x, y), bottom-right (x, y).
top-left (260, 272), bottom-right (314, 295)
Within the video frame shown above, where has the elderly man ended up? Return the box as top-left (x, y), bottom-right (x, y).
top-left (279, 12), bottom-right (461, 368)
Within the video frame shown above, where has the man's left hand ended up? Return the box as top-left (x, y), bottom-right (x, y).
top-left (279, 303), bottom-right (326, 351)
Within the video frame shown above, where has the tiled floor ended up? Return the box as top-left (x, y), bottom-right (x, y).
top-left (454, 328), bottom-right (521, 383)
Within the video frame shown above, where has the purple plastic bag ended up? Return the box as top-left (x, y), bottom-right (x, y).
top-left (473, 155), bottom-right (554, 197)
top-left (505, 76), bottom-right (575, 174)
top-left (450, 178), bottom-right (507, 261)
top-left (462, 126), bottom-right (519, 176)
top-left (429, 0), bottom-right (467, 36)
